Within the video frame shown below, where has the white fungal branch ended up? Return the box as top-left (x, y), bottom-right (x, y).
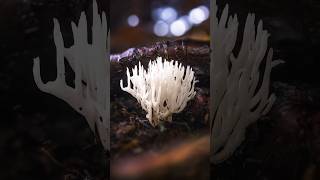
top-left (33, 0), bottom-right (110, 151)
top-left (120, 57), bottom-right (197, 127)
top-left (210, 0), bottom-right (284, 163)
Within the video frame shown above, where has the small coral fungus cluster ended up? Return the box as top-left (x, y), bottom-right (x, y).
top-left (120, 57), bottom-right (197, 127)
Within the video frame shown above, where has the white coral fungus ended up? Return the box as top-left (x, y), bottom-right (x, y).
top-left (120, 57), bottom-right (197, 127)
top-left (210, 0), bottom-right (284, 163)
top-left (33, 0), bottom-right (110, 150)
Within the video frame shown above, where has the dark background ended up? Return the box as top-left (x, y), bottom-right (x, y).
top-left (220, 0), bottom-right (320, 85)
top-left (0, 0), bottom-right (319, 179)
top-left (213, 1), bottom-right (320, 180)
top-left (0, 0), bottom-right (109, 179)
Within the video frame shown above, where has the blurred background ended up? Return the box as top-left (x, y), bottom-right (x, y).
top-left (110, 0), bottom-right (210, 53)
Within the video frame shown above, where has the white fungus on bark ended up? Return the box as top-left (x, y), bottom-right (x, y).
top-left (210, 0), bottom-right (284, 163)
top-left (120, 57), bottom-right (197, 127)
top-left (33, 0), bottom-right (110, 151)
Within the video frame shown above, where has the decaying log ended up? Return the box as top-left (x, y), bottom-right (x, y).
top-left (110, 39), bottom-right (210, 96)
top-left (110, 40), bottom-right (211, 179)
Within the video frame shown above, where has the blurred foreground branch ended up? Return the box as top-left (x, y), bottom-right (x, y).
top-left (111, 134), bottom-right (210, 179)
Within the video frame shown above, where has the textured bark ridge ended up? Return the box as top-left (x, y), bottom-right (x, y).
top-left (110, 39), bottom-right (210, 96)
